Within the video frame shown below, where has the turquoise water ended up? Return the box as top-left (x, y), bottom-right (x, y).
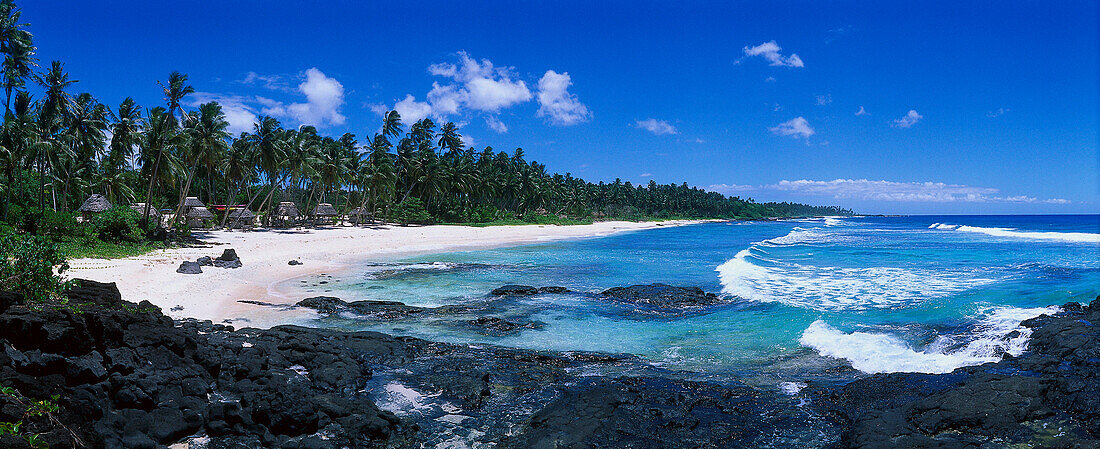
top-left (285, 215), bottom-right (1100, 386)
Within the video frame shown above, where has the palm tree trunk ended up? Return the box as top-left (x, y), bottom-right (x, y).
top-left (173, 164), bottom-right (199, 228)
top-left (140, 151), bottom-right (164, 228)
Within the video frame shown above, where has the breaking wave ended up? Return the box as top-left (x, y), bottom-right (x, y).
top-left (798, 306), bottom-right (1059, 374)
top-left (716, 226), bottom-right (992, 310)
top-left (930, 223), bottom-right (1100, 243)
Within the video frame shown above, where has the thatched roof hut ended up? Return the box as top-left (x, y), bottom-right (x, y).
top-left (183, 197), bottom-right (205, 208)
top-left (130, 203), bottom-right (160, 218)
top-left (274, 202), bottom-right (301, 217)
top-left (348, 207), bottom-right (367, 217)
top-left (312, 203), bottom-right (338, 217)
top-left (185, 206), bottom-right (215, 219)
top-left (228, 208), bottom-right (255, 220)
top-left (78, 194), bottom-right (112, 214)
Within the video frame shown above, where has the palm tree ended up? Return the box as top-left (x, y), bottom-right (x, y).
top-left (173, 101), bottom-right (229, 226)
top-left (159, 71), bottom-right (193, 123)
top-left (139, 72), bottom-right (192, 225)
top-left (245, 116), bottom-right (287, 223)
top-left (220, 135), bottom-right (255, 228)
top-left (137, 107), bottom-right (182, 223)
top-left (0, 0), bottom-right (35, 115)
top-left (62, 92), bottom-right (107, 208)
top-left (437, 122), bottom-right (462, 154)
top-left (106, 97), bottom-right (142, 176)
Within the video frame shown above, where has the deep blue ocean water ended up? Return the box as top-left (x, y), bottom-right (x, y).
top-left (284, 215), bottom-right (1100, 387)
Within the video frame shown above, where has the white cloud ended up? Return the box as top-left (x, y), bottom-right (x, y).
top-left (484, 115), bottom-right (508, 133)
top-left (283, 68), bottom-right (346, 126)
top-left (635, 118), bottom-right (678, 135)
top-left (742, 41), bottom-right (804, 67)
top-left (188, 92), bottom-right (258, 135)
top-left (892, 109), bottom-right (922, 128)
top-left (430, 51), bottom-right (531, 112)
top-left (769, 117), bottom-right (814, 139)
top-left (710, 179), bottom-right (1070, 204)
top-left (987, 108), bottom-right (1009, 118)
top-left (379, 51), bottom-right (597, 128)
top-left (242, 72), bottom-right (291, 92)
top-left (536, 70), bottom-right (590, 126)
top-left (855, 106), bottom-right (869, 116)
top-left (640, 173), bottom-right (653, 177)
top-left (426, 82), bottom-right (465, 116)
top-left (815, 94), bottom-right (832, 106)
top-left (393, 94), bottom-right (433, 125)
top-left (190, 68), bottom-right (346, 131)
top-left (765, 76), bottom-right (776, 82)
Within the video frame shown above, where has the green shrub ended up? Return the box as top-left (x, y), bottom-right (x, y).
top-left (89, 206), bottom-right (143, 242)
top-left (390, 197), bottom-right (432, 225)
top-left (0, 231), bottom-right (70, 301)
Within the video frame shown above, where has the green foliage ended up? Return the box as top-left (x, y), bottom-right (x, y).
top-left (389, 197), bottom-right (432, 225)
top-left (0, 385), bottom-right (58, 449)
top-left (88, 206), bottom-right (144, 242)
top-left (0, 231), bottom-right (70, 301)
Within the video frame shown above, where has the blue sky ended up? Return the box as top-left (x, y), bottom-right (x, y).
top-left (26, 1), bottom-right (1099, 214)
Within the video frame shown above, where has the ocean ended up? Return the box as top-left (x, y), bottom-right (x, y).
top-left (281, 215), bottom-right (1100, 388)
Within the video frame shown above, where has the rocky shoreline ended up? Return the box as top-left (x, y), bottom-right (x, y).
top-left (1, 280), bottom-right (1097, 448)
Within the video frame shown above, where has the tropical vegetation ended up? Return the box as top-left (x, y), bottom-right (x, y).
top-left (0, 0), bottom-right (850, 262)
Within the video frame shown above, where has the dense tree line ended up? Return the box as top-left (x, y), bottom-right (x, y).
top-left (0, 0), bottom-right (850, 230)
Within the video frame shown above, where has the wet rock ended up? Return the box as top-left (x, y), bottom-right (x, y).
top-left (502, 376), bottom-right (792, 449)
top-left (467, 316), bottom-right (543, 336)
top-left (600, 283), bottom-right (725, 309)
top-left (347, 300), bottom-right (426, 319)
top-left (176, 261), bottom-right (203, 274)
top-left (816, 296), bottom-right (1100, 448)
top-left (491, 285), bottom-right (539, 296)
top-left (296, 296), bottom-right (348, 314)
top-left (490, 285), bottom-right (572, 296)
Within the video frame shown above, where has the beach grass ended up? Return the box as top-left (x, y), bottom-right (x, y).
top-left (58, 238), bottom-right (162, 259)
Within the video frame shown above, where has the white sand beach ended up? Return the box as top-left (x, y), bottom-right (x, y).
top-left (65, 220), bottom-right (706, 327)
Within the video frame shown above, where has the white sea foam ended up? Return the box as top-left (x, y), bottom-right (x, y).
top-left (930, 223), bottom-right (1099, 243)
top-left (716, 248), bottom-right (992, 310)
top-left (955, 225), bottom-right (1100, 243)
top-left (798, 306), bottom-right (1059, 374)
top-left (779, 381), bottom-right (807, 395)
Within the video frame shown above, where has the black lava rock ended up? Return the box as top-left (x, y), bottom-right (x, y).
top-left (212, 249), bottom-right (242, 268)
top-left (490, 285), bottom-right (539, 296)
top-left (289, 260), bottom-right (302, 266)
top-left (296, 296), bottom-right (348, 314)
top-left (176, 261), bottom-right (203, 274)
top-left (0, 290), bottom-right (25, 314)
top-left (196, 256), bottom-right (213, 266)
top-left (600, 284), bottom-right (725, 309)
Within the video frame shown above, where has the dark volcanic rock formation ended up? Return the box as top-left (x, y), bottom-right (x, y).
top-left (813, 297), bottom-right (1100, 448)
top-left (600, 283), bottom-right (726, 309)
top-left (490, 285), bottom-right (572, 296)
top-left (176, 261), bottom-right (202, 274)
top-left (4, 279), bottom-right (1099, 449)
top-left (0, 280), bottom-right (412, 449)
top-left (213, 249), bottom-right (242, 269)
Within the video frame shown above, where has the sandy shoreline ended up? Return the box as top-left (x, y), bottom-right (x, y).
top-left (66, 220), bottom-right (710, 327)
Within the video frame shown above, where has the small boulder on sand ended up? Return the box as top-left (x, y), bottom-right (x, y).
top-left (176, 261), bottom-right (203, 274)
top-left (213, 249), bottom-right (242, 269)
